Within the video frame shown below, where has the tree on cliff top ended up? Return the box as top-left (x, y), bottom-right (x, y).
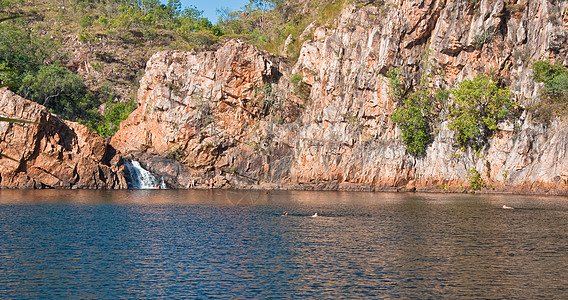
top-left (1, 0), bottom-right (225, 137)
top-left (219, 0), bottom-right (352, 60)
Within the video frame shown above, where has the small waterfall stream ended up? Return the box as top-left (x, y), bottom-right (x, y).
top-left (124, 160), bottom-right (167, 189)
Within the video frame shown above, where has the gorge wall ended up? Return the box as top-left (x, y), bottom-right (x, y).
top-left (109, 0), bottom-right (568, 193)
top-left (3, 0), bottom-right (568, 193)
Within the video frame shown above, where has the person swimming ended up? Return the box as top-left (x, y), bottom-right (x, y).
top-left (502, 205), bottom-right (514, 210)
top-left (311, 212), bottom-right (318, 217)
top-left (282, 211), bottom-right (288, 216)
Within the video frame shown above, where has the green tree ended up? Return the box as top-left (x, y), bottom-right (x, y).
top-left (97, 99), bottom-right (136, 137)
top-left (389, 68), bottom-right (436, 157)
top-left (532, 60), bottom-right (568, 98)
top-left (467, 168), bottom-right (485, 190)
top-left (391, 89), bottom-right (433, 157)
top-left (530, 60), bottom-right (568, 121)
top-left (18, 64), bottom-right (97, 122)
top-left (0, 22), bottom-right (57, 89)
top-left (449, 74), bottom-right (512, 150)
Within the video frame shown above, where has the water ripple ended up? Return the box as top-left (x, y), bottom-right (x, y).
top-left (0, 190), bottom-right (567, 298)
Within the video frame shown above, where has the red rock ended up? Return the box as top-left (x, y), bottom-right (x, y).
top-left (0, 88), bottom-right (126, 189)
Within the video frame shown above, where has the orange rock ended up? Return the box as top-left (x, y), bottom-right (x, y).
top-left (0, 88), bottom-right (126, 189)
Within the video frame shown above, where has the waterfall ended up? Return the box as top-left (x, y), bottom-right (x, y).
top-left (124, 160), bottom-right (166, 189)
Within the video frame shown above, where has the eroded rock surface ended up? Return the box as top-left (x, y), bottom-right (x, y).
top-left (0, 88), bottom-right (126, 189)
top-left (103, 1), bottom-right (568, 193)
top-left (111, 40), bottom-right (299, 189)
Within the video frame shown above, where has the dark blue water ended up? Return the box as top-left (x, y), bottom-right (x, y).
top-left (1, 190), bottom-right (567, 299)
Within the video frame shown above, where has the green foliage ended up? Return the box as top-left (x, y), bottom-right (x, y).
top-left (448, 74), bottom-right (512, 150)
top-left (166, 147), bottom-right (185, 161)
top-left (391, 90), bottom-right (432, 156)
top-left (388, 68), bottom-right (436, 157)
top-left (386, 68), bottom-right (404, 100)
top-left (290, 73), bottom-right (310, 100)
top-left (259, 83), bottom-right (275, 113)
top-left (96, 99), bottom-right (136, 137)
top-left (529, 60), bottom-right (568, 122)
top-left (79, 14), bottom-right (94, 28)
top-left (290, 73), bottom-right (303, 84)
top-left (467, 168), bottom-right (485, 190)
top-left (18, 63), bottom-right (98, 122)
top-left (0, 22), bottom-right (58, 89)
top-left (108, 0), bottom-right (222, 41)
top-left (435, 89), bottom-right (450, 103)
top-left (532, 60), bottom-right (568, 98)
top-left (473, 29), bottom-right (494, 48)
top-left (218, 0), bottom-right (351, 61)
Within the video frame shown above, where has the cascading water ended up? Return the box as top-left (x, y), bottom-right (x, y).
top-left (124, 160), bottom-right (167, 189)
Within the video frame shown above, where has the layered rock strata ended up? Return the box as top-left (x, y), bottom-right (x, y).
top-left (0, 88), bottom-right (126, 189)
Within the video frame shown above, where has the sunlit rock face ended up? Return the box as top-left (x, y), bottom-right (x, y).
top-left (0, 88), bottom-right (126, 189)
top-left (111, 1), bottom-right (568, 193)
top-left (111, 39), bottom-right (297, 189)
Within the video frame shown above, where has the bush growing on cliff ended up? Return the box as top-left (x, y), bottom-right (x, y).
top-left (467, 168), bottom-right (485, 190)
top-left (391, 89), bottom-right (433, 157)
top-left (448, 74), bottom-right (512, 150)
top-left (533, 60), bottom-right (568, 97)
top-left (388, 68), bottom-right (436, 157)
top-left (530, 60), bottom-right (568, 121)
top-left (96, 99), bottom-right (136, 138)
top-left (290, 73), bottom-right (311, 100)
top-left (290, 73), bottom-right (303, 84)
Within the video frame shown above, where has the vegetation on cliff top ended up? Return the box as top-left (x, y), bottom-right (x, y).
top-left (0, 0), bottom-right (352, 137)
top-left (0, 0), bottom-right (222, 136)
top-left (218, 0), bottom-right (381, 60)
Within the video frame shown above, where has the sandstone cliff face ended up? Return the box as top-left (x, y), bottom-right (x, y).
top-left (111, 40), bottom-right (299, 188)
top-left (0, 88), bottom-right (126, 189)
top-left (111, 1), bottom-right (568, 193)
top-left (290, 0), bottom-right (568, 192)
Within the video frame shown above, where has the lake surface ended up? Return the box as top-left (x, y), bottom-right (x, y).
top-left (0, 190), bottom-right (567, 299)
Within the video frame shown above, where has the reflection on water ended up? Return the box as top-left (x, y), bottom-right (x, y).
top-left (0, 190), bottom-right (568, 298)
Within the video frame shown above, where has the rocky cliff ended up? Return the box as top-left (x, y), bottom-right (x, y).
top-left (2, 0), bottom-right (564, 193)
top-left (109, 0), bottom-right (568, 193)
top-left (0, 88), bottom-right (126, 189)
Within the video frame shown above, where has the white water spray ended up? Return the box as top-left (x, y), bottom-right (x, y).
top-left (124, 160), bottom-right (167, 189)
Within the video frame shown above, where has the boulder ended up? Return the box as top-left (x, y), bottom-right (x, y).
top-left (0, 88), bottom-right (126, 189)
